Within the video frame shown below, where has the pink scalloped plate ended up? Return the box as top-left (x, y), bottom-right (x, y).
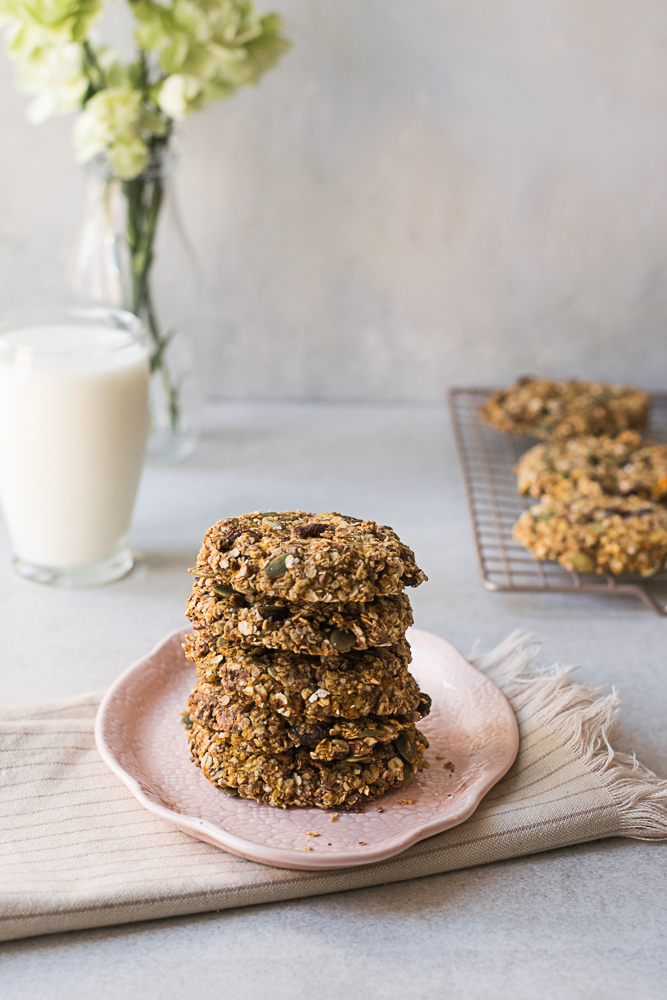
top-left (95, 627), bottom-right (518, 871)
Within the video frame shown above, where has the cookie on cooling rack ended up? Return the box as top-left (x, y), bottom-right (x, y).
top-left (513, 493), bottom-right (667, 576)
top-left (480, 377), bottom-right (649, 441)
top-left (515, 431), bottom-right (667, 502)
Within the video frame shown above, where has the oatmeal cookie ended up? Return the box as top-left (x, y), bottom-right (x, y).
top-left (188, 718), bottom-right (428, 809)
top-left (187, 682), bottom-right (429, 757)
top-left (516, 431), bottom-right (667, 502)
top-left (186, 582), bottom-right (414, 656)
top-left (513, 493), bottom-right (667, 576)
top-left (480, 377), bottom-right (649, 441)
top-left (186, 692), bottom-right (296, 754)
top-left (190, 510), bottom-right (426, 603)
top-left (183, 639), bottom-right (425, 721)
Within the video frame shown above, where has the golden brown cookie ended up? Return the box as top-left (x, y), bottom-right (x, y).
top-left (513, 493), bottom-right (667, 576)
top-left (186, 681), bottom-right (429, 757)
top-left (186, 584), bottom-right (414, 656)
top-left (188, 717), bottom-right (428, 809)
top-left (481, 378), bottom-right (649, 441)
top-left (191, 510), bottom-right (426, 603)
top-left (516, 431), bottom-right (667, 502)
top-left (183, 639), bottom-right (423, 721)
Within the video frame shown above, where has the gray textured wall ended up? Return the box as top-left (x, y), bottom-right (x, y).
top-left (1, 1), bottom-right (667, 401)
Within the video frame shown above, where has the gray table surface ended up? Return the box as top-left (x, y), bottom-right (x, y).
top-left (0, 402), bottom-right (665, 999)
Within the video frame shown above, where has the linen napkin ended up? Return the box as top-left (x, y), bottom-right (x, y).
top-left (0, 631), bottom-right (665, 943)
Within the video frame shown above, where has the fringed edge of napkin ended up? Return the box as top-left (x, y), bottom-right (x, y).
top-left (473, 630), bottom-right (667, 842)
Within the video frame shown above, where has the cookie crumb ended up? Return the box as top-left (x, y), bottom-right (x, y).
top-left (435, 753), bottom-right (444, 760)
top-left (297, 845), bottom-right (313, 851)
top-left (305, 831), bottom-right (320, 837)
top-left (444, 761), bottom-right (455, 772)
top-left (396, 798), bottom-right (414, 805)
top-left (358, 841), bottom-right (367, 845)
top-left (376, 806), bottom-right (384, 813)
top-left (329, 813), bottom-right (339, 822)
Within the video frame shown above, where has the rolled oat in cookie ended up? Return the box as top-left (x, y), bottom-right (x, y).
top-left (183, 639), bottom-right (423, 720)
top-left (190, 510), bottom-right (426, 603)
top-left (188, 718), bottom-right (428, 810)
top-left (481, 377), bottom-right (649, 441)
top-left (513, 492), bottom-right (667, 576)
top-left (515, 431), bottom-right (667, 502)
top-left (186, 584), bottom-right (414, 656)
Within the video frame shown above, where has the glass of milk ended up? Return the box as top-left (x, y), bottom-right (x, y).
top-left (0, 306), bottom-right (149, 586)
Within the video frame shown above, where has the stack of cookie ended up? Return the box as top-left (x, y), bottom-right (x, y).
top-left (181, 510), bottom-right (431, 810)
top-left (481, 377), bottom-right (667, 576)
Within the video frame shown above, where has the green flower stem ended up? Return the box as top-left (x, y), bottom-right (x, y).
top-left (82, 40), bottom-right (106, 97)
top-left (122, 153), bottom-right (180, 433)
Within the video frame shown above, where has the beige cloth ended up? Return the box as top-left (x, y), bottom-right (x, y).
top-left (1, 631), bottom-right (665, 942)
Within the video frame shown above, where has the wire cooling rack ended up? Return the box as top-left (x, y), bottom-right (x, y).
top-left (449, 387), bottom-right (667, 615)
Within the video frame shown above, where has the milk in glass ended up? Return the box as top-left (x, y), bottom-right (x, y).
top-left (0, 322), bottom-right (149, 574)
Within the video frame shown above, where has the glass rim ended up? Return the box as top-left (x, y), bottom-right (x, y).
top-left (0, 306), bottom-right (146, 356)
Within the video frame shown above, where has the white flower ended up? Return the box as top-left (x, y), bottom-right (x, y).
top-left (14, 41), bottom-right (87, 122)
top-left (73, 85), bottom-right (165, 179)
top-left (132, 0), bottom-right (289, 104)
top-left (74, 86), bottom-right (142, 160)
top-left (106, 133), bottom-right (150, 179)
top-left (0, 0), bottom-right (105, 56)
top-left (155, 72), bottom-right (203, 119)
top-left (0, 0), bottom-right (105, 123)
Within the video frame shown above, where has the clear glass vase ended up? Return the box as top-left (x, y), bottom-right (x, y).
top-left (70, 149), bottom-right (201, 464)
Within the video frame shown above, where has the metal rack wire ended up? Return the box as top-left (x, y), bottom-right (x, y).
top-left (449, 387), bottom-right (667, 615)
